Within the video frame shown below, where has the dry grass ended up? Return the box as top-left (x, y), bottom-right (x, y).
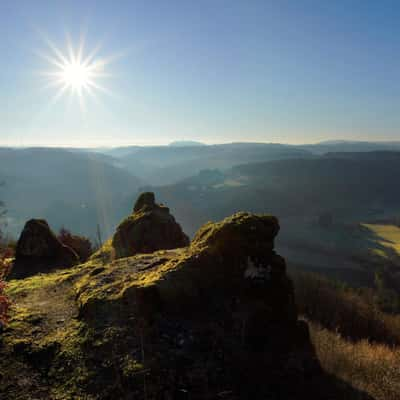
top-left (309, 320), bottom-right (400, 400)
top-left (292, 270), bottom-right (400, 345)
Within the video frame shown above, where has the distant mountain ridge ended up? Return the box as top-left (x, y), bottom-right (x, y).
top-left (3, 142), bottom-right (400, 242)
top-left (301, 140), bottom-right (400, 154)
top-left (168, 140), bottom-right (206, 147)
top-left (111, 142), bottom-right (313, 185)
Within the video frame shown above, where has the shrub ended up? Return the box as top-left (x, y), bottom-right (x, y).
top-left (0, 246), bottom-right (14, 279)
top-left (0, 279), bottom-right (10, 328)
top-left (58, 228), bottom-right (93, 262)
top-left (292, 270), bottom-right (400, 345)
top-left (0, 241), bottom-right (12, 327)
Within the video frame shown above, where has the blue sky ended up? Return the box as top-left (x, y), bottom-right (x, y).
top-left (0, 0), bottom-right (399, 146)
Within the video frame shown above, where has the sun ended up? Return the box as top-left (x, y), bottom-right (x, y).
top-left (38, 32), bottom-right (114, 109)
top-left (61, 62), bottom-right (90, 89)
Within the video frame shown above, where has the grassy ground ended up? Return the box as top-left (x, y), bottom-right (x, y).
top-left (1, 268), bottom-right (85, 399)
top-left (309, 320), bottom-right (400, 400)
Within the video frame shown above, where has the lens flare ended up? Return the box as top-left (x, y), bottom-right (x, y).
top-left (38, 32), bottom-right (114, 110)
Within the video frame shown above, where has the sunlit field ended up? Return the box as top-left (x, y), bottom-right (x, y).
top-left (363, 224), bottom-right (400, 257)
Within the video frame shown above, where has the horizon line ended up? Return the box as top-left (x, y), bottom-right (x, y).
top-left (1, 138), bottom-right (400, 149)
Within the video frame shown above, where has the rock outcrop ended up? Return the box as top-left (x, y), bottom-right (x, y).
top-left (112, 192), bottom-right (189, 258)
top-left (10, 219), bottom-right (79, 279)
top-left (3, 210), bottom-right (364, 399)
top-left (74, 212), bottom-right (317, 398)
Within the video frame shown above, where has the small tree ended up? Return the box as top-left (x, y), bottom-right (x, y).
top-left (0, 203), bottom-right (6, 246)
top-left (0, 203), bottom-right (4, 244)
top-left (0, 185), bottom-right (10, 329)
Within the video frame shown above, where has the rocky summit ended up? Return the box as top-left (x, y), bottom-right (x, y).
top-left (112, 192), bottom-right (189, 259)
top-left (10, 219), bottom-right (79, 279)
top-left (0, 200), bottom-right (369, 399)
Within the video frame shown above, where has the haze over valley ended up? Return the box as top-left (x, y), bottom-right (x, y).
top-left (2, 2), bottom-right (400, 399)
top-left (2, 141), bottom-right (400, 288)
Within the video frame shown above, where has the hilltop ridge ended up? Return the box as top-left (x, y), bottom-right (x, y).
top-left (0, 193), bottom-right (373, 399)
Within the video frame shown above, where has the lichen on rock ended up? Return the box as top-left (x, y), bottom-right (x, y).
top-left (2, 208), bottom-right (325, 399)
top-left (78, 211), bottom-right (300, 350)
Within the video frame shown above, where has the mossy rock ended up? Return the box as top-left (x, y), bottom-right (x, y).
top-left (10, 219), bottom-right (79, 279)
top-left (112, 192), bottom-right (189, 259)
top-left (133, 191), bottom-right (156, 212)
top-left (192, 211), bottom-right (279, 256)
top-left (1, 212), bottom-right (314, 399)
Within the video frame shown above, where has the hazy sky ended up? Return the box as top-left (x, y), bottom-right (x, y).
top-left (0, 0), bottom-right (399, 147)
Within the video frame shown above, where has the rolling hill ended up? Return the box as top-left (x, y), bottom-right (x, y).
top-left (0, 148), bottom-right (142, 239)
top-left (125, 151), bottom-right (400, 290)
top-left (107, 142), bottom-right (313, 185)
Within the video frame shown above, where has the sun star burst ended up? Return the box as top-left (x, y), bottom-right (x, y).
top-left (38, 33), bottom-right (114, 110)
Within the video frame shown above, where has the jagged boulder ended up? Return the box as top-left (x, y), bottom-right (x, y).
top-left (191, 212), bottom-right (280, 272)
top-left (10, 219), bottom-right (79, 279)
top-left (112, 192), bottom-right (189, 258)
top-left (133, 191), bottom-right (156, 212)
top-left (158, 213), bottom-right (298, 342)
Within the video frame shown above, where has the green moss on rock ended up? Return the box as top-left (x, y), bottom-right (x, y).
top-left (111, 192), bottom-right (189, 259)
top-left (192, 211), bottom-right (279, 253)
top-left (1, 211), bottom-right (310, 399)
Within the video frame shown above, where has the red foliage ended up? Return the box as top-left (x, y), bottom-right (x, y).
top-left (58, 228), bottom-right (93, 262)
top-left (0, 280), bottom-right (10, 326)
top-left (0, 246), bottom-right (14, 278)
